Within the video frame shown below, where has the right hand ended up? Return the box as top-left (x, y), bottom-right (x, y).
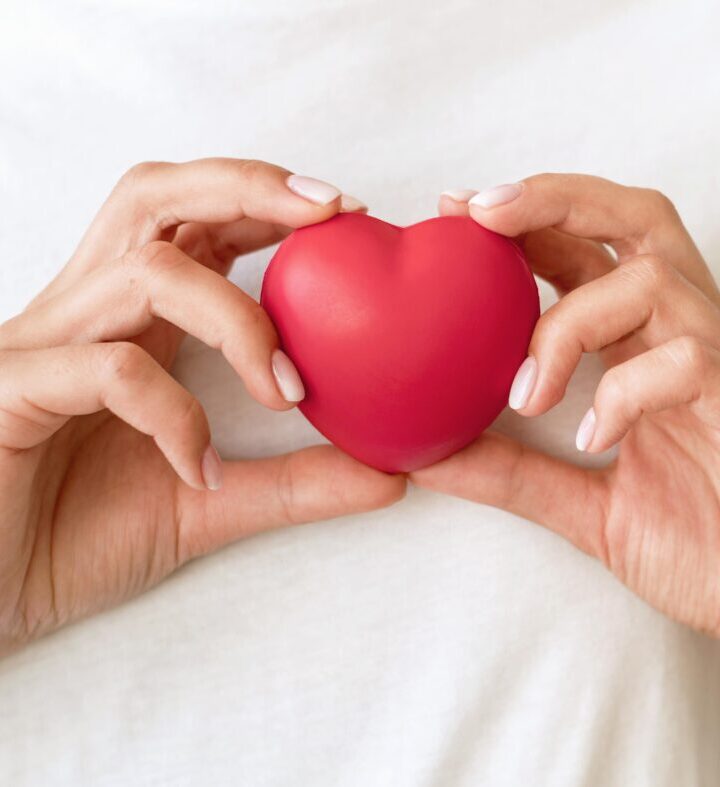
top-left (414, 173), bottom-right (720, 636)
top-left (0, 158), bottom-right (405, 653)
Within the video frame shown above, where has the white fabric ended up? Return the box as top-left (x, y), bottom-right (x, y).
top-left (1, 1), bottom-right (719, 784)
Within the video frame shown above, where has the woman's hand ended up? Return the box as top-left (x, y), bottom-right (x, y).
top-left (414, 174), bottom-right (720, 636)
top-left (0, 158), bottom-right (404, 652)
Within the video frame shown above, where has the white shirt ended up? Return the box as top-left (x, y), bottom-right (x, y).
top-left (1, 1), bottom-right (719, 784)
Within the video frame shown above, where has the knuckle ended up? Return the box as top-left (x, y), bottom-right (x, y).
top-left (532, 304), bottom-right (570, 350)
top-left (531, 311), bottom-right (553, 347)
top-left (238, 158), bottom-right (270, 177)
top-left (113, 161), bottom-right (174, 230)
top-left (236, 158), bottom-right (270, 181)
top-left (230, 296), bottom-right (274, 343)
top-left (131, 240), bottom-right (181, 273)
top-left (380, 476), bottom-right (407, 507)
top-left (99, 341), bottom-right (148, 383)
top-left (235, 158), bottom-right (289, 195)
top-left (668, 335), bottom-right (708, 376)
top-left (596, 369), bottom-right (626, 413)
top-left (624, 254), bottom-right (673, 293)
top-left (116, 161), bottom-right (162, 193)
top-left (523, 172), bottom-right (556, 190)
top-left (244, 299), bottom-right (271, 333)
top-left (524, 172), bottom-right (588, 197)
top-left (277, 453), bottom-right (300, 525)
top-left (211, 158), bottom-right (278, 220)
top-left (120, 161), bottom-right (162, 186)
top-left (638, 187), bottom-right (679, 221)
top-left (175, 394), bottom-right (208, 436)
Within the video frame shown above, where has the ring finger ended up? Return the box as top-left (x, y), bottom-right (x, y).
top-left (0, 343), bottom-right (216, 490)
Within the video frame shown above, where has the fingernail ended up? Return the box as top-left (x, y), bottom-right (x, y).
top-left (576, 407), bottom-right (597, 452)
top-left (469, 182), bottom-right (524, 209)
top-left (340, 194), bottom-right (368, 212)
top-left (508, 356), bottom-right (538, 410)
top-left (286, 174), bottom-right (341, 206)
top-left (272, 348), bottom-right (305, 402)
top-left (440, 189), bottom-right (478, 203)
top-left (201, 444), bottom-right (223, 491)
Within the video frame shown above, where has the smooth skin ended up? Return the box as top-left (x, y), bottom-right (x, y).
top-left (414, 174), bottom-right (720, 638)
top-left (0, 158), bottom-right (403, 654)
top-left (3, 165), bottom-right (719, 651)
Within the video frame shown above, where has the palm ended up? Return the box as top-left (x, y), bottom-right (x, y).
top-left (10, 282), bottom-right (203, 641)
top-left (605, 409), bottom-right (720, 630)
top-left (590, 329), bottom-right (720, 627)
top-left (15, 413), bottom-right (180, 641)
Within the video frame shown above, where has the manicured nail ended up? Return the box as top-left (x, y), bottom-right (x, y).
top-left (272, 348), bottom-right (305, 402)
top-left (201, 444), bottom-right (223, 491)
top-left (469, 182), bottom-right (524, 209)
top-left (576, 407), bottom-right (597, 452)
top-left (508, 356), bottom-right (538, 410)
top-left (440, 189), bottom-right (478, 203)
top-left (286, 174), bottom-right (341, 206)
top-left (340, 194), bottom-right (368, 212)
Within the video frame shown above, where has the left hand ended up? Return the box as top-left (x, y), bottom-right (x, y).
top-left (413, 174), bottom-right (720, 637)
top-left (0, 158), bottom-right (403, 653)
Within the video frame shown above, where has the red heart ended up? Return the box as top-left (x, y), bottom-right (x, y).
top-left (261, 213), bottom-right (539, 473)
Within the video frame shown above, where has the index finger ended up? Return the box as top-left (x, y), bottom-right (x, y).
top-left (439, 191), bottom-right (616, 292)
top-left (465, 173), bottom-right (717, 298)
top-left (69, 158), bottom-right (345, 276)
top-left (469, 174), bottom-right (678, 249)
top-left (175, 445), bottom-right (407, 560)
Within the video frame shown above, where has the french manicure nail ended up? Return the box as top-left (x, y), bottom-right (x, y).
top-left (272, 348), bottom-right (305, 403)
top-left (469, 182), bottom-right (524, 209)
top-left (440, 189), bottom-right (478, 203)
top-left (340, 194), bottom-right (368, 212)
top-left (508, 356), bottom-right (538, 410)
top-left (286, 174), bottom-right (341, 206)
top-left (201, 444), bottom-right (223, 491)
top-left (575, 407), bottom-right (597, 452)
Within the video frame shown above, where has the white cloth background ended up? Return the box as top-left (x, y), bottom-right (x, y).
top-left (1, 1), bottom-right (719, 784)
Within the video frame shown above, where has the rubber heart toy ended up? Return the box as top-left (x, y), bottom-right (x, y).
top-left (261, 213), bottom-right (539, 473)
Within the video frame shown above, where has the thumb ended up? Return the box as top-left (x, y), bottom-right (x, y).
top-left (410, 432), bottom-right (610, 561)
top-left (175, 445), bottom-right (406, 562)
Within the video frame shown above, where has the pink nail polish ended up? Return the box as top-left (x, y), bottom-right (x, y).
top-left (440, 189), bottom-right (478, 203)
top-left (272, 348), bottom-right (305, 402)
top-left (201, 444), bottom-right (223, 491)
top-left (286, 174), bottom-right (341, 206)
top-left (575, 408), bottom-right (597, 452)
top-left (469, 182), bottom-right (524, 209)
top-left (340, 194), bottom-right (368, 213)
top-left (508, 356), bottom-right (538, 410)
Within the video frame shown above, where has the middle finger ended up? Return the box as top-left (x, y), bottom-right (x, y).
top-left (54, 158), bottom-right (345, 295)
top-left (1, 240), bottom-right (303, 410)
top-left (512, 254), bottom-right (720, 417)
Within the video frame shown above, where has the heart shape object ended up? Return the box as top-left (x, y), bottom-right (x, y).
top-left (261, 213), bottom-right (539, 473)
